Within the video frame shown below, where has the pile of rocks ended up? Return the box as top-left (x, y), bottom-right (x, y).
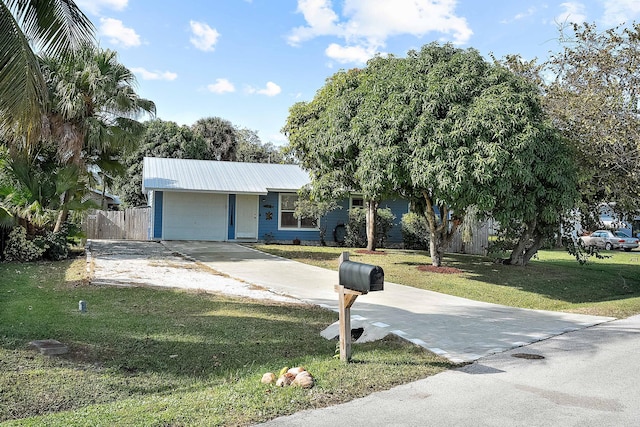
top-left (261, 366), bottom-right (314, 389)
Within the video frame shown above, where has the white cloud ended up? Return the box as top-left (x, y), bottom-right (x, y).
top-left (75, 0), bottom-right (127, 15)
top-left (190, 21), bottom-right (220, 52)
top-left (131, 67), bottom-right (178, 81)
top-left (288, 0), bottom-right (341, 45)
top-left (258, 82), bottom-right (282, 96)
top-left (288, 0), bottom-right (472, 64)
top-left (325, 43), bottom-right (376, 63)
top-left (208, 78), bottom-right (235, 94)
top-left (245, 82), bottom-right (282, 96)
top-left (501, 7), bottom-right (537, 24)
top-left (99, 18), bottom-right (141, 47)
top-left (556, 2), bottom-right (587, 25)
top-left (602, 0), bottom-right (640, 26)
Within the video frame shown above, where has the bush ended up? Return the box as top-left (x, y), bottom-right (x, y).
top-left (344, 207), bottom-right (395, 248)
top-left (3, 226), bottom-right (46, 262)
top-left (401, 212), bottom-right (429, 250)
top-left (38, 224), bottom-right (70, 261)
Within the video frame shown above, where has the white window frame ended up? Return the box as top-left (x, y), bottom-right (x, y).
top-left (278, 193), bottom-right (319, 231)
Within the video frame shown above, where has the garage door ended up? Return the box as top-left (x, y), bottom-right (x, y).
top-left (163, 192), bottom-right (227, 241)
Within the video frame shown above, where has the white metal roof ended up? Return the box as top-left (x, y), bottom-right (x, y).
top-left (142, 157), bottom-right (310, 194)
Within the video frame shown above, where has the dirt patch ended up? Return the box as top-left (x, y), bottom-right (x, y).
top-left (355, 250), bottom-right (387, 255)
top-left (417, 265), bottom-right (463, 274)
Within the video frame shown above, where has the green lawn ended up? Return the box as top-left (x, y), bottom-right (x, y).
top-left (253, 245), bottom-right (640, 319)
top-left (0, 258), bottom-right (453, 426)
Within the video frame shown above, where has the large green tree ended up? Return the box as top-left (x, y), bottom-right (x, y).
top-left (390, 44), bottom-right (577, 266)
top-left (286, 43), bottom-right (577, 265)
top-left (284, 68), bottom-right (401, 251)
top-left (190, 117), bottom-right (238, 161)
top-left (544, 23), bottom-right (640, 220)
top-left (39, 43), bottom-right (155, 230)
top-left (235, 127), bottom-right (288, 164)
top-left (117, 119), bottom-right (197, 206)
top-left (41, 44), bottom-right (155, 166)
top-left (0, 0), bottom-right (94, 144)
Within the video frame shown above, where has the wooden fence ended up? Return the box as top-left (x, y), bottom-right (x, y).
top-left (445, 220), bottom-right (493, 256)
top-left (84, 208), bottom-right (150, 240)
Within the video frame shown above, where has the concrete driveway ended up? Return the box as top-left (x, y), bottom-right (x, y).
top-left (162, 241), bottom-right (615, 364)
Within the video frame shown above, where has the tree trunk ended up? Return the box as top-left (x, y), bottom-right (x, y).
top-left (429, 230), bottom-right (444, 266)
top-left (507, 220), bottom-right (542, 266)
top-left (101, 174), bottom-right (107, 210)
top-left (522, 235), bottom-right (544, 265)
top-left (53, 191), bottom-right (70, 233)
top-left (422, 191), bottom-right (461, 267)
top-left (53, 208), bottom-right (68, 233)
top-left (365, 200), bottom-right (378, 251)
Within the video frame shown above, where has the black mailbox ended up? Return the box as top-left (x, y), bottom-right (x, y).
top-left (339, 260), bottom-right (384, 294)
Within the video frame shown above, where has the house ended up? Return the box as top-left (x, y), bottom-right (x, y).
top-left (85, 189), bottom-right (121, 210)
top-left (141, 157), bottom-right (409, 244)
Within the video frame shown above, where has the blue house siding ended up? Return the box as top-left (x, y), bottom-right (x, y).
top-left (258, 192), bottom-right (319, 242)
top-left (379, 197), bottom-right (410, 243)
top-left (256, 192), bottom-right (408, 245)
top-left (153, 191), bottom-right (163, 239)
top-left (143, 159), bottom-right (415, 245)
top-left (321, 199), bottom-right (350, 245)
top-left (149, 188), bottom-right (408, 245)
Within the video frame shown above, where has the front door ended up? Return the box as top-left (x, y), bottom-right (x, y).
top-left (236, 195), bottom-right (258, 239)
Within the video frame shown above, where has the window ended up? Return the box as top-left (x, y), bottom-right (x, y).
top-left (279, 194), bottom-right (318, 230)
top-left (350, 196), bottom-right (364, 209)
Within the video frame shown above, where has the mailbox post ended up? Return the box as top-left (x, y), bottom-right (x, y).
top-left (335, 252), bottom-right (384, 362)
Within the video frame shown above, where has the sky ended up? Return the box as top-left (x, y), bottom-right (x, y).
top-left (74, 0), bottom-right (640, 146)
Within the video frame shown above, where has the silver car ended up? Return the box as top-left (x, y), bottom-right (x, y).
top-left (579, 229), bottom-right (639, 251)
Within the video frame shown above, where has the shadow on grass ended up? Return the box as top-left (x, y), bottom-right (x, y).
top-left (257, 245), bottom-right (342, 262)
top-left (435, 252), bottom-right (640, 304)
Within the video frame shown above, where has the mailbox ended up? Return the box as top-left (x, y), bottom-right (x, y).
top-left (339, 260), bottom-right (384, 294)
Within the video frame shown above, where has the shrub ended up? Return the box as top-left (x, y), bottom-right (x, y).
top-left (344, 207), bottom-right (395, 248)
top-left (401, 212), bottom-right (429, 250)
top-left (345, 209), bottom-right (366, 248)
top-left (3, 226), bottom-right (46, 262)
top-left (38, 224), bottom-right (70, 261)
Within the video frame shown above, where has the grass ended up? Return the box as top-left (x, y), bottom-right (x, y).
top-left (0, 258), bottom-right (454, 426)
top-left (253, 245), bottom-right (640, 319)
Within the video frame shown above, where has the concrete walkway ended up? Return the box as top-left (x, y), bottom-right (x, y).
top-left (163, 241), bottom-right (614, 364)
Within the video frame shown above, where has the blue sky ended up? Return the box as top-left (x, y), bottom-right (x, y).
top-left (75, 0), bottom-right (640, 145)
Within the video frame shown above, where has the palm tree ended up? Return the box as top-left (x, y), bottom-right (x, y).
top-left (0, 0), bottom-right (94, 146)
top-left (0, 148), bottom-right (94, 233)
top-left (39, 44), bottom-right (156, 230)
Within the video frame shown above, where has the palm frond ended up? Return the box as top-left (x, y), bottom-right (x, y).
top-left (6, 0), bottom-right (95, 56)
top-left (2, 0), bottom-right (95, 146)
top-left (0, 2), bottom-right (45, 143)
top-left (0, 204), bottom-right (16, 229)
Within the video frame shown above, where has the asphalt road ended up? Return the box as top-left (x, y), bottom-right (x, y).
top-left (261, 314), bottom-right (640, 426)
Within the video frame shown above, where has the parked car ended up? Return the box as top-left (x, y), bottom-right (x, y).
top-left (579, 230), bottom-right (640, 251)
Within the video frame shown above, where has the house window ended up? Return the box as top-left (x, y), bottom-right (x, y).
top-left (279, 194), bottom-right (318, 230)
top-left (350, 196), bottom-right (364, 209)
